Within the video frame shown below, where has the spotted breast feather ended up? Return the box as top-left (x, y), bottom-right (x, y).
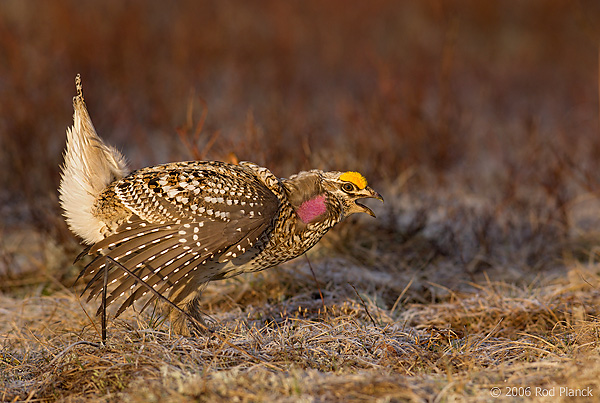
top-left (79, 161), bottom-right (280, 316)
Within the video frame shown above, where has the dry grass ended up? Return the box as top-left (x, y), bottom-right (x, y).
top-left (2, 0), bottom-right (600, 401)
top-left (2, 262), bottom-right (600, 402)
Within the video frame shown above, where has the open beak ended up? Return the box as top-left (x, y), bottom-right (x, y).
top-left (354, 186), bottom-right (384, 218)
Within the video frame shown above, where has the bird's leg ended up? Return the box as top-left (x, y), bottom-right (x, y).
top-left (100, 256), bottom-right (110, 344)
top-left (167, 293), bottom-right (211, 336)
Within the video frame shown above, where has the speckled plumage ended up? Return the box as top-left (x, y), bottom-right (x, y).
top-left (60, 76), bottom-right (383, 335)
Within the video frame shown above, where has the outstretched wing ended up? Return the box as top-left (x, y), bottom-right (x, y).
top-left (78, 161), bottom-right (280, 316)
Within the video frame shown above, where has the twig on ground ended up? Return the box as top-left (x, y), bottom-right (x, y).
top-left (349, 283), bottom-right (379, 329)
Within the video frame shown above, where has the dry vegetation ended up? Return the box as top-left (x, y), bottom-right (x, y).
top-left (2, 0), bottom-right (600, 401)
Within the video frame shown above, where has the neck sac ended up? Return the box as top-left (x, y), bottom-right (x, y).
top-left (296, 194), bottom-right (327, 224)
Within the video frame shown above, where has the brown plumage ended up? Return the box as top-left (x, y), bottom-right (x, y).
top-left (59, 75), bottom-right (383, 334)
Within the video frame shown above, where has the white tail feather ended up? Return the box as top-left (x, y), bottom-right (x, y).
top-left (59, 75), bottom-right (130, 244)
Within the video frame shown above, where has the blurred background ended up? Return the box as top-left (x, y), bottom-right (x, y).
top-left (2, 0), bottom-right (600, 292)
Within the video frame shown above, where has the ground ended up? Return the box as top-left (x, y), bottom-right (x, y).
top-left (1, 1), bottom-right (600, 402)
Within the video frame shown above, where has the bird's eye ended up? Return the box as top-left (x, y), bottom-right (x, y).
top-left (342, 183), bottom-right (354, 192)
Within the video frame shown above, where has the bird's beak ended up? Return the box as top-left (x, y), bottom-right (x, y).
top-left (353, 186), bottom-right (384, 218)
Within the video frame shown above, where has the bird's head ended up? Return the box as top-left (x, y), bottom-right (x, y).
top-left (320, 171), bottom-right (384, 219)
top-left (283, 170), bottom-right (384, 225)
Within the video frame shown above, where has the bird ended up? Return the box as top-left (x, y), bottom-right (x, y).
top-left (59, 75), bottom-right (383, 335)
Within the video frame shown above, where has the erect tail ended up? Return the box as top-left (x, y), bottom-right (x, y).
top-left (59, 75), bottom-right (130, 244)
